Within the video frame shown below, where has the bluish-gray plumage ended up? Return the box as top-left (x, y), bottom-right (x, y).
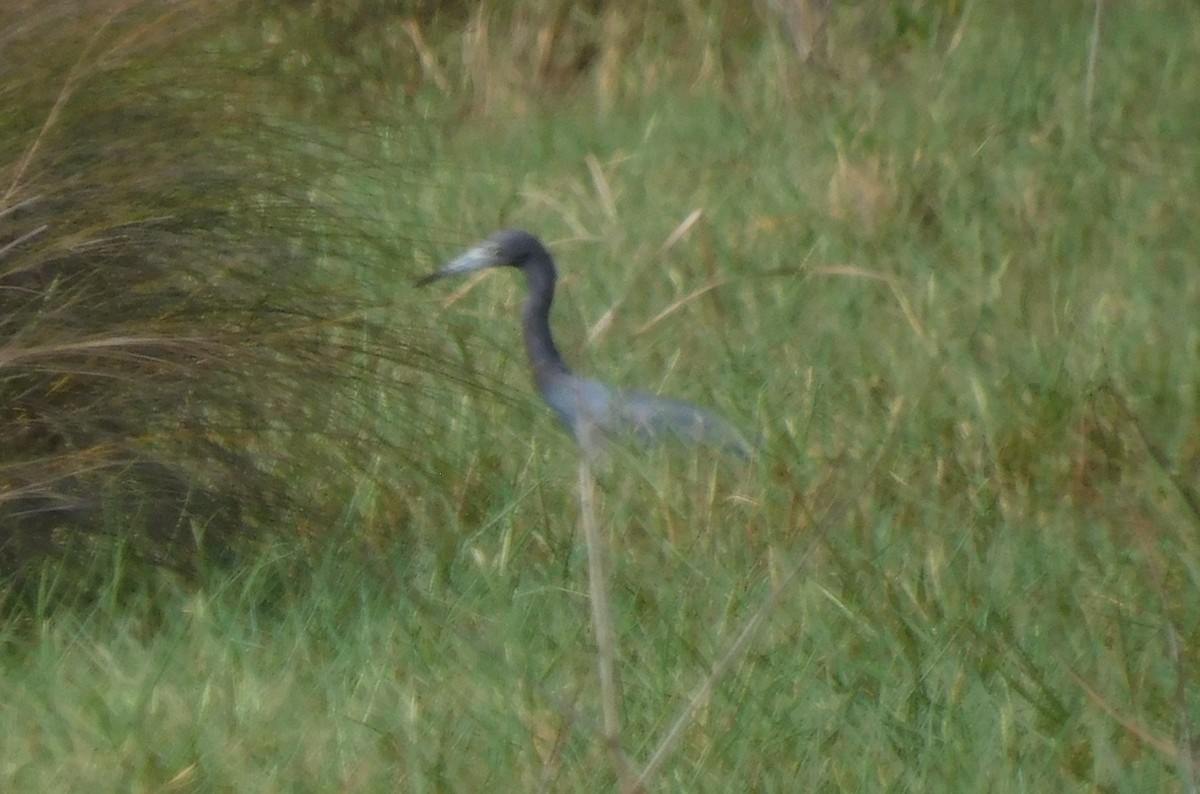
top-left (418, 229), bottom-right (752, 457)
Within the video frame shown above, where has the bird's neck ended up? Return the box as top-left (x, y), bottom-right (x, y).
top-left (520, 258), bottom-right (571, 394)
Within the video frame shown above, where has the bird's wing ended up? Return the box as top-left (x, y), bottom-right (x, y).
top-left (613, 389), bottom-right (755, 458)
top-left (543, 376), bottom-right (753, 458)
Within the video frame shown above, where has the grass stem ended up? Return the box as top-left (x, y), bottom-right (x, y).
top-left (578, 458), bottom-right (636, 790)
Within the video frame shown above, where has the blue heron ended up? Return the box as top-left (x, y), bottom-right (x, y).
top-left (418, 230), bottom-right (753, 457)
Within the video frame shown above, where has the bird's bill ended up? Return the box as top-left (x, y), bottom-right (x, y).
top-left (415, 242), bottom-right (504, 287)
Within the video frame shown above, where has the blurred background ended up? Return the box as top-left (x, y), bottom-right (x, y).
top-left (2, 1), bottom-right (1198, 790)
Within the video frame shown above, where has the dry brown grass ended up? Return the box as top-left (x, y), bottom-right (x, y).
top-left (0, 0), bottom-right (423, 587)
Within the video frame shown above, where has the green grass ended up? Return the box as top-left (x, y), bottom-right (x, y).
top-left (4, 1), bottom-right (1200, 790)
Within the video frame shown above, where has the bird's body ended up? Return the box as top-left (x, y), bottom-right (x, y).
top-left (419, 230), bottom-right (751, 457)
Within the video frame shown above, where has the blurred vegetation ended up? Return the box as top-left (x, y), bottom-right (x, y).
top-left (0, 0), bottom-right (978, 590)
top-left (3, 0), bottom-right (1200, 790)
top-left (0, 0), bottom-right (430, 591)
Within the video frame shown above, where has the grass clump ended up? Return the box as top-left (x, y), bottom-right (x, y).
top-left (0, 1), bottom-right (425, 588)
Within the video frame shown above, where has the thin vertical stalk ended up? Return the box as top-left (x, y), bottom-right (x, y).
top-left (578, 458), bottom-right (636, 791)
top-left (1084, 0), bottom-right (1104, 126)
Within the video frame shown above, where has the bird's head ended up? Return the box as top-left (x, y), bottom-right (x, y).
top-left (416, 229), bottom-right (548, 286)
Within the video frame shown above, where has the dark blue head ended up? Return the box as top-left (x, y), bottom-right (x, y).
top-left (417, 229), bottom-right (553, 285)
top-left (419, 228), bottom-right (570, 391)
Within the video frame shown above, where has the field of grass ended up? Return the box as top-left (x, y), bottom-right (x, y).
top-left (4, 1), bottom-right (1200, 790)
